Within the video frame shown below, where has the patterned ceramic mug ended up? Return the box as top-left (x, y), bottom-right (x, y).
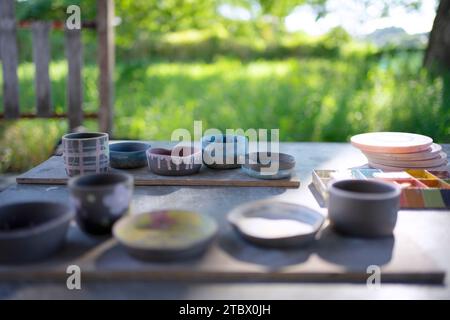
top-left (68, 172), bottom-right (134, 235)
top-left (62, 132), bottom-right (109, 177)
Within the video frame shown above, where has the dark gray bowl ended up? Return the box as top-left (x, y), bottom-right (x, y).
top-left (109, 141), bottom-right (151, 169)
top-left (328, 179), bottom-right (401, 238)
top-left (68, 172), bottom-right (134, 235)
top-left (0, 202), bottom-right (74, 264)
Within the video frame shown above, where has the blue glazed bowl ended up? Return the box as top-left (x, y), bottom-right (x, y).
top-left (109, 141), bottom-right (151, 169)
top-left (202, 134), bottom-right (248, 169)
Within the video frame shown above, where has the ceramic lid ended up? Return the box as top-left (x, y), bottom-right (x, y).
top-left (228, 200), bottom-right (324, 247)
top-left (113, 210), bottom-right (218, 251)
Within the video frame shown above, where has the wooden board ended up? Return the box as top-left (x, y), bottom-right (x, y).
top-left (0, 223), bottom-right (444, 283)
top-left (16, 156), bottom-right (301, 188)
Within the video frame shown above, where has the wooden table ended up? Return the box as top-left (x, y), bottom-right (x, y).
top-left (0, 142), bottom-right (449, 299)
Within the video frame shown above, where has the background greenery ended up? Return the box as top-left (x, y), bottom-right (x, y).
top-left (0, 0), bottom-right (449, 172)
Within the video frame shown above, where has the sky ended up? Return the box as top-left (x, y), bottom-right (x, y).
top-left (220, 0), bottom-right (438, 36)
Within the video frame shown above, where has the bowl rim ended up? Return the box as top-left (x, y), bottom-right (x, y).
top-left (109, 141), bottom-right (151, 154)
top-left (329, 179), bottom-right (401, 201)
top-left (146, 147), bottom-right (202, 160)
top-left (68, 172), bottom-right (134, 191)
top-left (113, 210), bottom-right (218, 251)
top-left (242, 152), bottom-right (296, 171)
top-left (0, 201), bottom-right (74, 240)
top-left (62, 132), bottom-right (108, 141)
top-left (201, 134), bottom-right (248, 144)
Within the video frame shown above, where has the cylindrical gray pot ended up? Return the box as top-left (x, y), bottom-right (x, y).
top-left (68, 172), bottom-right (134, 235)
top-left (328, 179), bottom-right (401, 238)
top-left (62, 132), bottom-right (109, 177)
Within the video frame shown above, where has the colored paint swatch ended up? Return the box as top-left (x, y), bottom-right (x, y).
top-left (441, 190), bottom-right (450, 207)
top-left (406, 170), bottom-right (438, 180)
top-left (429, 171), bottom-right (450, 179)
top-left (357, 168), bottom-right (382, 179)
top-left (419, 179), bottom-right (450, 189)
top-left (422, 190), bottom-right (446, 208)
top-left (403, 189), bottom-right (425, 208)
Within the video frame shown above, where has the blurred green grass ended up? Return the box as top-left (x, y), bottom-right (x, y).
top-left (1, 51), bottom-right (449, 173)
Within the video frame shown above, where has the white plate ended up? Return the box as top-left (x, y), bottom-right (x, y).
top-left (351, 132), bottom-right (433, 154)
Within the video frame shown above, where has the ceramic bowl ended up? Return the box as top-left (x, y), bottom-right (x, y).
top-left (202, 134), bottom-right (248, 169)
top-left (228, 200), bottom-right (324, 248)
top-left (62, 132), bottom-right (109, 177)
top-left (113, 210), bottom-right (218, 261)
top-left (241, 152), bottom-right (296, 179)
top-left (147, 146), bottom-right (202, 176)
top-left (68, 172), bottom-right (134, 235)
top-left (0, 201), bottom-right (74, 264)
top-left (109, 141), bottom-right (151, 169)
top-left (328, 179), bottom-right (401, 238)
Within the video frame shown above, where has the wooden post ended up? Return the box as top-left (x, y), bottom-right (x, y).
top-left (97, 0), bottom-right (115, 135)
top-left (32, 22), bottom-right (53, 117)
top-left (65, 27), bottom-right (83, 130)
top-left (0, 0), bottom-right (20, 118)
top-left (424, 0), bottom-right (450, 71)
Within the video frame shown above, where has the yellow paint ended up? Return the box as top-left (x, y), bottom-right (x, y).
top-left (406, 170), bottom-right (438, 180)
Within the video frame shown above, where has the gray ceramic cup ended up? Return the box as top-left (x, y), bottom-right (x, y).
top-left (68, 172), bottom-right (134, 235)
top-left (328, 179), bottom-right (401, 238)
top-left (62, 132), bottom-right (109, 177)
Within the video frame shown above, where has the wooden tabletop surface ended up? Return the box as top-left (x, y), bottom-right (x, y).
top-left (0, 142), bottom-right (449, 299)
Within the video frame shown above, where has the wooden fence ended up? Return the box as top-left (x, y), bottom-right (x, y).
top-left (0, 0), bottom-right (115, 134)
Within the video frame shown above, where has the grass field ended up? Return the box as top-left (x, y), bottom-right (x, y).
top-left (1, 52), bottom-right (449, 172)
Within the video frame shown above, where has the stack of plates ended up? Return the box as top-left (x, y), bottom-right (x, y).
top-left (351, 132), bottom-right (448, 171)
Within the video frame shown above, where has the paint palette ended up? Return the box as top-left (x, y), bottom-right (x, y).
top-left (312, 169), bottom-right (450, 209)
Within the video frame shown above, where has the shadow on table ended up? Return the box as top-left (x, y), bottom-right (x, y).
top-left (218, 227), bottom-right (312, 269)
top-left (315, 225), bottom-right (395, 269)
top-left (220, 224), bottom-right (395, 270)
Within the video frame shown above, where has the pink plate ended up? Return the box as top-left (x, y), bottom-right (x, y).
top-left (351, 132), bottom-right (433, 154)
top-left (365, 152), bottom-right (448, 168)
top-left (362, 143), bottom-right (442, 161)
top-left (368, 160), bottom-right (448, 172)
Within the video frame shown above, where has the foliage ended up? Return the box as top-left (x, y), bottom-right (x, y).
top-left (0, 120), bottom-right (66, 172)
top-left (1, 50), bottom-right (449, 172)
top-left (16, 0), bottom-right (97, 21)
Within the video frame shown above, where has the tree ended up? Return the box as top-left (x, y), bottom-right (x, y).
top-left (424, 0), bottom-right (450, 71)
